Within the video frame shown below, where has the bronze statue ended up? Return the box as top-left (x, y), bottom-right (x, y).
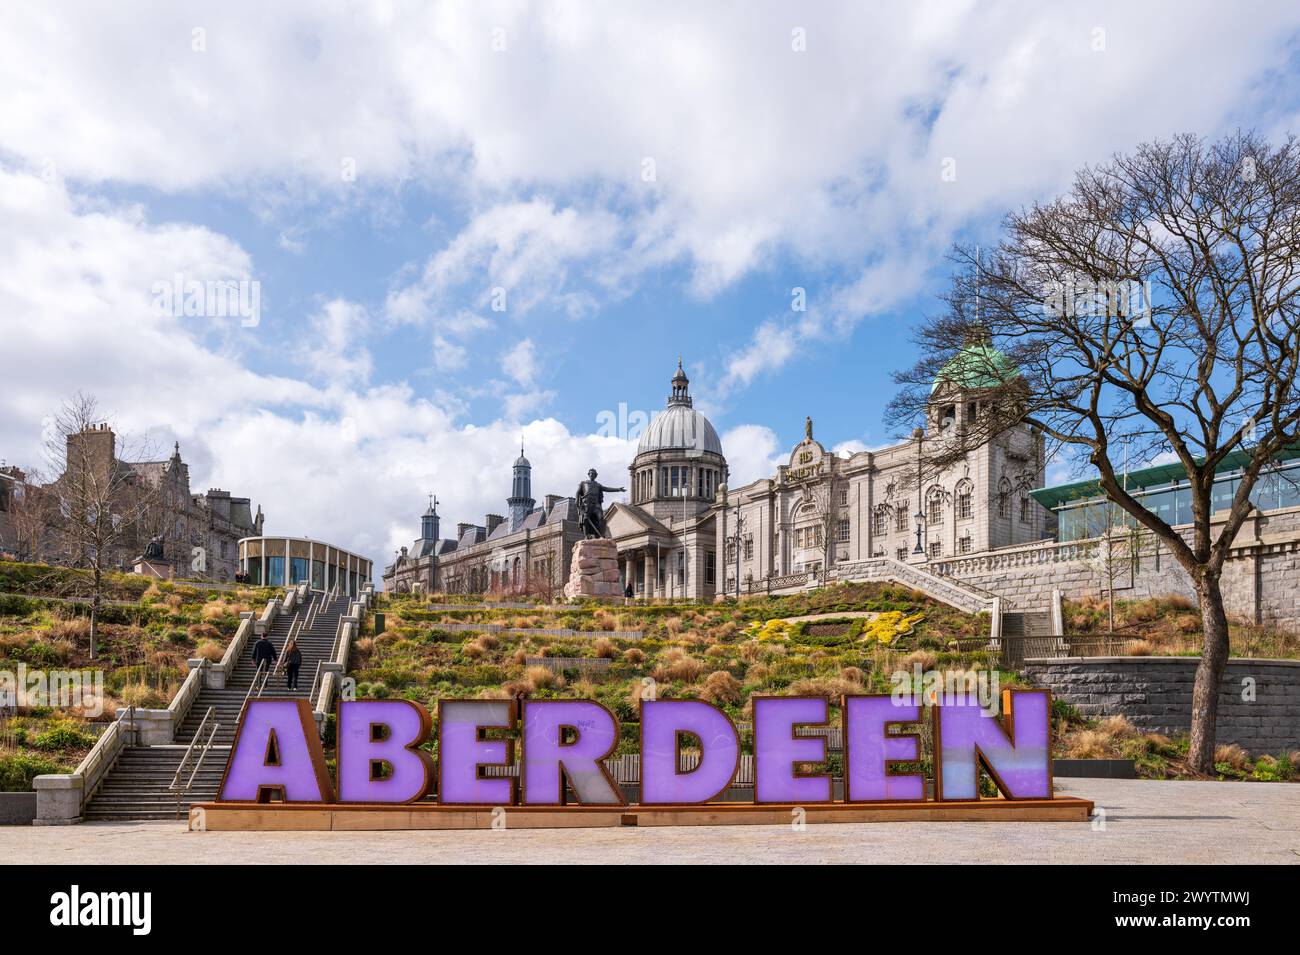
top-left (143, 535), bottom-right (164, 560)
top-left (575, 468), bottom-right (625, 539)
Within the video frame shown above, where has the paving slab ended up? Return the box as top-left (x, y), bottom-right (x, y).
top-left (1, 779), bottom-right (1295, 864)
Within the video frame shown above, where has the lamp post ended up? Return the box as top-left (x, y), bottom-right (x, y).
top-left (729, 502), bottom-right (745, 598)
top-left (912, 426), bottom-right (925, 557)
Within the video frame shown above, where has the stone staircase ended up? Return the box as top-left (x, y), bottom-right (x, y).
top-left (1000, 610), bottom-right (1054, 639)
top-left (82, 592), bottom-right (351, 821)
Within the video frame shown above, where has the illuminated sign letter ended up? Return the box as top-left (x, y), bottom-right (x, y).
top-left (934, 689), bottom-right (1052, 800)
top-left (843, 695), bottom-right (924, 802)
top-left (437, 699), bottom-right (517, 805)
top-left (337, 700), bottom-right (433, 803)
top-left (753, 696), bottom-right (832, 804)
top-left (520, 700), bottom-right (624, 805)
top-left (640, 700), bottom-right (739, 804)
top-left (219, 699), bottom-right (333, 802)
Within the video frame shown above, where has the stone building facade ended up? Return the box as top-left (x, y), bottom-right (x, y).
top-left (714, 347), bottom-right (1048, 597)
top-left (384, 452), bottom-right (585, 599)
top-left (3, 425), bottom-right (264, 582)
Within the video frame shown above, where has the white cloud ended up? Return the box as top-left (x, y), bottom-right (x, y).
top-left (301, 298), bottom-right (372, 382)
top-left (501, 339), bottom-right (539, 388)
top-left (0, 169), bottom-right (634, 565)
top-left (721, 424), bottom-right (786, 488)
top-left (6, 2), bottom-right (1294, 375)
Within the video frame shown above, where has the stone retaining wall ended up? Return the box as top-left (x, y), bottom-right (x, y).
top-left (1024, 656), bottom-right (1300, 755)
top-left (934, 506), bottom-right (1300, 628)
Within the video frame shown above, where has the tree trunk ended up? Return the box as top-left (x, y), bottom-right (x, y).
top-left (90, 567), bottom-right (100, 661)
top-left (1188, 574), bottom-right (1230, 774)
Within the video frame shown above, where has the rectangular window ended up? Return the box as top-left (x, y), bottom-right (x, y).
top-left (872, 509), bottom-right (887, 535)
top-left (266, 556), bottom-right (285, 586)
top-left (929, 541), bottom-right (942, 558)
top-left (677, 551), bottom-right (685, 586)
top-left (957, 493), bottom-right (972, 520)
top-left (1020, 497), bottom-right (1031, 522)
top-left (928, 499), bottom-right (944, 525)
top-left (895, 508), bottom-right (908, 532)
top-left (838, 487), bottom-right (849, 506)
top-left (836, 519), bottom-right (850, 543)
top-left (998, 496), bottom-right (1010, 519)
top-left (743, 538), bottom-right (754, 561)
top-left (706, 551), bottom-right (716, 585)
top-left (896, 547), bottom-right (908, 562)
top-left (959, 537), bottom-right (973, 554)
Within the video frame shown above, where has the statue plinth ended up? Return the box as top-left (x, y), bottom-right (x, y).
top-left (132, 555), bottom-right (173, 580)
top-left (563, 538), bottom-right (622, 601)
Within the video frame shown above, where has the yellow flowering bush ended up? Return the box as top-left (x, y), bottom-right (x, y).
top-left (746, 619), bottom-right (793, 642)
top-left (862, 611), bottom-right (925, 645)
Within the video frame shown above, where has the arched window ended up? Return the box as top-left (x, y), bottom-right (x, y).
top-left (998, 477), bottom-right (1012, 519)
top-left (926, 486), bottom-right (945, 526)
top-left (955, 478), bottom-right (974, 520)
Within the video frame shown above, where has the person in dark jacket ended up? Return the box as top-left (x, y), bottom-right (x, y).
top-left (283, 638), bottom-right (303, 690)
top-left (251, 633), bottom-right (277, 671)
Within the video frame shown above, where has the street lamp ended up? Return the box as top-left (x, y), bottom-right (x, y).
top-left (912, 425), bottom-right (925, 556)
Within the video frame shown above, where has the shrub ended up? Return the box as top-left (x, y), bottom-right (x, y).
top-left (0, 752), bottom-right (64, 791)
top-left (1214, 743), bottom-right (1249, 771)
top-left (194, 640), bottom-right (224, 663)
top-left (623, 647), bottom-right (645, 665)
top-left (187, 623), bottom-right (222, 643)
top-left (525, 665), bottom-right (557, 691)
top-left (592, 637), bottom-right (615, 659)
top-left (700, 670), bottom-right (741, 705)
top-left (29, 722), bottom-right (97, 751)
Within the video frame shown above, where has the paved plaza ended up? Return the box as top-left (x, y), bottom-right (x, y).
top-left (3, 779), bottom-right (1297, 864)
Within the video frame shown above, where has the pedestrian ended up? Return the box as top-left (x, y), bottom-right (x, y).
top-left (251, 631), bottom-right (276, 672)
top-left (283, 638), bottom-right (303, 690)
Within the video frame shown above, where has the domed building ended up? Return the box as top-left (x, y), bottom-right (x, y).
top-left (606, 360), bottom-right (728, 600)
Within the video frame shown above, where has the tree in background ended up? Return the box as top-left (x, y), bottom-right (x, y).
top-left (891, 132), bottom-right (1300, 774)
top-left (42, 393), bottom-right (158, 660)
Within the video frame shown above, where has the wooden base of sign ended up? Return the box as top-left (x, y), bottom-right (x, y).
top-left (189, 797), bottom-right (1094, 831)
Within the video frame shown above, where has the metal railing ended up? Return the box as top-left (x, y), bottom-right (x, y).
top-left (241, 660), bottom-right (270, 716)
top-left (170, 706), bottom-right (221, 819)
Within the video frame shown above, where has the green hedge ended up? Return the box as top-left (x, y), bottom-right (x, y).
top-left (0, 753), bottom-right (65, 792)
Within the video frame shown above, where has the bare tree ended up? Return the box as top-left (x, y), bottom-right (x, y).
top-left (797, 478), bottom-right (841, 585)
top-left (891, 132), bottom-right (1300, 774)
top-left (43, 393), bottom-right (158, 659)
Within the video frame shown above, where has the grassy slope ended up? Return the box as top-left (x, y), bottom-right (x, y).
top-left (0, 560), bottom-right (274, 788)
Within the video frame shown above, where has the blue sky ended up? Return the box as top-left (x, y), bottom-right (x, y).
top-left (3, 2), bottom-right (1300, 568)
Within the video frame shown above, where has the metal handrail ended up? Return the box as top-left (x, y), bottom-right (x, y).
top-left (241, 660), bottom-right (269, 715)
top-left (307, 659), bottom-right (325, 702)
top-left (170, 705), bottom-right (220, 819)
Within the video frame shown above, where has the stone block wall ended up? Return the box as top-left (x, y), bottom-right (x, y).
top-left (1024, 656), bottom-right (1300, 755)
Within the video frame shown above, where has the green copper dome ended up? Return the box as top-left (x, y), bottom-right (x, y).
top-left (931, 341), bottom-right (1016, 394)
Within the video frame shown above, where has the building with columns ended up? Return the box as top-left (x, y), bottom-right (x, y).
top-left (382, 347), bottom-right (1048, 602)
top-left (714, 340), bottom-right (1047, 597)
top-left (606, 360), bottom-right (726, 600)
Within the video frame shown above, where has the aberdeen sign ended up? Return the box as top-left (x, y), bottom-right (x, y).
top-left (197, 689), bottom-right (1091, 830)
